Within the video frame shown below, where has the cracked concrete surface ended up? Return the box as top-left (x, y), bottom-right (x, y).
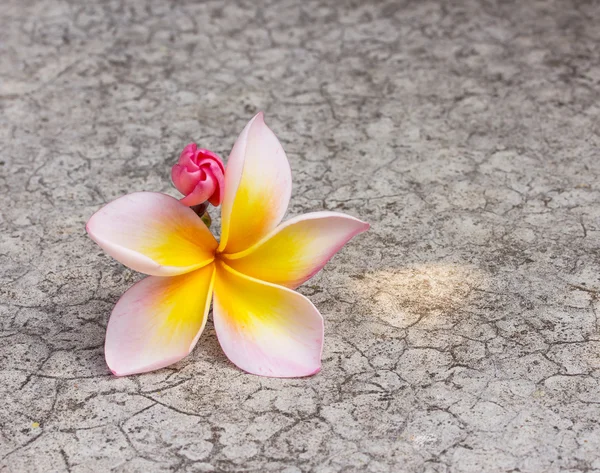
top-left (1, 0), bottom-right (600, 471)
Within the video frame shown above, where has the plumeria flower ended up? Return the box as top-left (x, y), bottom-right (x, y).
top-left (86, 113), bottom-right (369, 377)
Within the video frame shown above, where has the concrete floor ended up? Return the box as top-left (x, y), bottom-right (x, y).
top-left (1, 0), bottom-right (600, 472)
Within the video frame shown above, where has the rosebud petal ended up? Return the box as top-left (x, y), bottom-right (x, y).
top-left (178, 143), bottom-right (199, 169)
top-left (180, 173), bottom-right (217, 206)
top-left (171, 144), bottom-right (225, 207)
top-left (171, 164), bottom-right (201, 195)
top-left (204, 161), bottom-right (225, 206)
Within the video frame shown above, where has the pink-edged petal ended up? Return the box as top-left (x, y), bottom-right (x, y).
top-left (212, 261), bottom-right (323, 378)
top-left (219, 112), bottom-right (292, 254)
top-left (222, 211), bottom-right (369, 288)
top-left (86, 192), bottom-right (217, 276)
top-left (105, 263), bottom-right (215, 376)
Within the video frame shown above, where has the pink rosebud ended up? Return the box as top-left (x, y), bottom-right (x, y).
top-left (171, 143), bottom-right (225, 207)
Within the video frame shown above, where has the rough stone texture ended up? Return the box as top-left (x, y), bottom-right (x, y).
top-left (1, 0), bottom-right (600, 471)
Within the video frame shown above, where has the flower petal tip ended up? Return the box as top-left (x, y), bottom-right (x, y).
top-left (104, 266), bottom-right (215, 377)
top-left (85, 192), bottom-right (217, 276)
top-left (219, 111), bottom-right (292, 253)
top-left (213, 262), bottom-right (323, 378)
top-left (349, 218), bottom-right (370, 239)
top-left (222, 211), bottom-right (370, 288)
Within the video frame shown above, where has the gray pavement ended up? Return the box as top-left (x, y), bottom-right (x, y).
top-left (1, 0), bottom-right (600, 472)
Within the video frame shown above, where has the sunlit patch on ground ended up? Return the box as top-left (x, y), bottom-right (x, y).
top-left (349, 264), bottom-right (486, 329)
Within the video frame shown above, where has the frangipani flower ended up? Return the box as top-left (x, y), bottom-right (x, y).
top-left (86, 113), bottom-right (369, 377)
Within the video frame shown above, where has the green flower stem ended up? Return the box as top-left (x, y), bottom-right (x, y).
top-left (201, 212), bottom-right (212, 228)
